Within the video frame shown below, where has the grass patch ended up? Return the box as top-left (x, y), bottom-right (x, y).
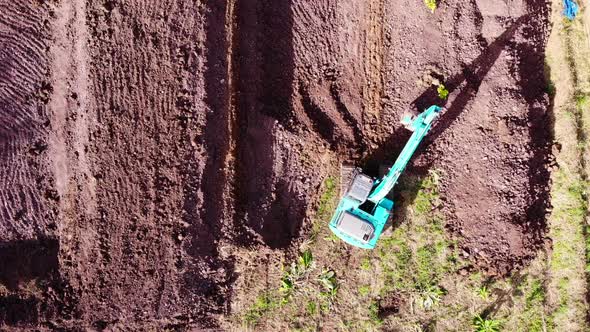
top-left (358, 284), bottom-right (371, 297)
top-left (360, 257), bottom-right (372, 271)
top-left (316, 177), bottom-right (337, 218)
top-left (368, 300), bottom-right (383, 325)
top-left (412, 170), bottom-right (440, 215)
top-left (377, 172), bottom-right (453, 302)
top-left (543, 1), bottom-right (590, 329)
top-left (311, 176), bottom-right (338, 240)
top-left (369, 171), bottom-right (465, 328)
top-left (242, 293), bottom-right (280, 327)
top-left (240, 247), bottom-right (342, 329)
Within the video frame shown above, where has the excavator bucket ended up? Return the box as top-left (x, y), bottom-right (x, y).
top-left (401, 112), bottom-right (416, 131)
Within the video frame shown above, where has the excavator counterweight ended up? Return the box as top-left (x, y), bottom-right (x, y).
top-left (328, 105), bottom-right (442, 249)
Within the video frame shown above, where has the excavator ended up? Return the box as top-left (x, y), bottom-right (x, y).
top-left (328, 105), bottom-right (442, 249)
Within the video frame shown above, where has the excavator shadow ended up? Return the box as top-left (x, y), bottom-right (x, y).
top-left (382, 165), bottom-right (433, 235)
top-left (360, 15), bottom-right (529, 235)
top-left (0, 238), bottom-right (59, 326)
top-left (0, 238), bottom-right (59, 291)
top-left (413, 14), bottom-right (528, 142)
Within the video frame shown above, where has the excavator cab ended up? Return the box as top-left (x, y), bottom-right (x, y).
top-left (328, 105), bottom-right (442, 249)
top-left (329, 167), bottom-right (395, 249)
top-left (332, 172), bottom-right (376, 243)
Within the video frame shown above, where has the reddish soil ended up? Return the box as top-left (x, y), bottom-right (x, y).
top-left (0, 0), bottom-right (552, 329)
top-left (388, 0), bottom-right (553, 275)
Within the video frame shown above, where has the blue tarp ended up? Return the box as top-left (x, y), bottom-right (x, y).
top-left (563, 0), bottom-right (579, 20)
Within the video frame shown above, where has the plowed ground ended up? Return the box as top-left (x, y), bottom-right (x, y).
top-left (0, 0), bottom-right (551, 329)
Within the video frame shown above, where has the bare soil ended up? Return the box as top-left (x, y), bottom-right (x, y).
top-left (0, 0), bottom-right (552, 329)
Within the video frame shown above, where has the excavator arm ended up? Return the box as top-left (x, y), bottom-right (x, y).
top-left (368, 105), bottom-right (442, 203)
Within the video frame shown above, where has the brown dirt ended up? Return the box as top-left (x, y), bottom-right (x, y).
top-left (0, 0), bottom-right (552, 329)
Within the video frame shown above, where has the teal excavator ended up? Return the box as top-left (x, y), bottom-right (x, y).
top-left (328, 105), bottom-right (442, 249)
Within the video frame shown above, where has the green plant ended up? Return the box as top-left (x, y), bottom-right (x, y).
top-left (279, 274), bottom-right (295, 298)
top-left (358, 285), bottom-right (371, 297)
top-left (318, 269), bottom-right (339, 306)
top-left (368, 300), bottom-right (383, 324)
top-left (360, 257), bottom-right (372, 270)
top-left (576, 94), bottom-right (589, 109)
top-left (279, 250), bottom-right (315, 299)
top-left (477, 285), bottom-right (491, 301)
top-left (299, 250), bottom-right (314, 270)
top-left (473, 315), bottom-right (501, 332)
top-left (318, 270), bottom-right (338, 290)
top-left (424, 0), bottom-right (437, 12)
top-left (418, 285), bottom-right (445, 310)
top-left (306, 301), bottom-right (318, 316)
top-left (437, 83), bottom-right (449, 99)
top-left (243, 293), bottom-right (278, 327)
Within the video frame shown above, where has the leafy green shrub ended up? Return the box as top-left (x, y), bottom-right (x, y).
top-left (473, 315), bottom-right (501, 332)
top-left (419, 285), bottom-right (445, 309)
top-left (280, 250), bottom-right (315, 299)
top-left (437, 83), bottom-right (449, 99)
top-left (424, 0), bottom-right (437, 12)
top-left (299, 250), bottom-right (314, 270)
top-left (477, 285), bottom-right (491, 301)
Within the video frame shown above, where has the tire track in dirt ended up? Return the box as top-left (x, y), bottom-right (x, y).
top-left (48, 0), bottom-right (97, 239)
top-left (227, 0), bottom-right (313, 249)
top-left (182, 0), bottom-right (236, 322)
top-left (0, 1), bottom-right (55, 241)
top-left (67, 1), bottom-right (233, 327)
top-left (290, 0), bottom-right (395, 155)
top-left (0, 1), bottom-right (81, 328)
top-left (363, 0), bottom-right (385, 117)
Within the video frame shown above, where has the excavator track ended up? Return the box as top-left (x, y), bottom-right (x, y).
top-left (339, 164), bottom-right (357, 198)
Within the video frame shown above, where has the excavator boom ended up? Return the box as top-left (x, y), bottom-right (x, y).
top-left (368, 106), bottom-right (441, 203)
